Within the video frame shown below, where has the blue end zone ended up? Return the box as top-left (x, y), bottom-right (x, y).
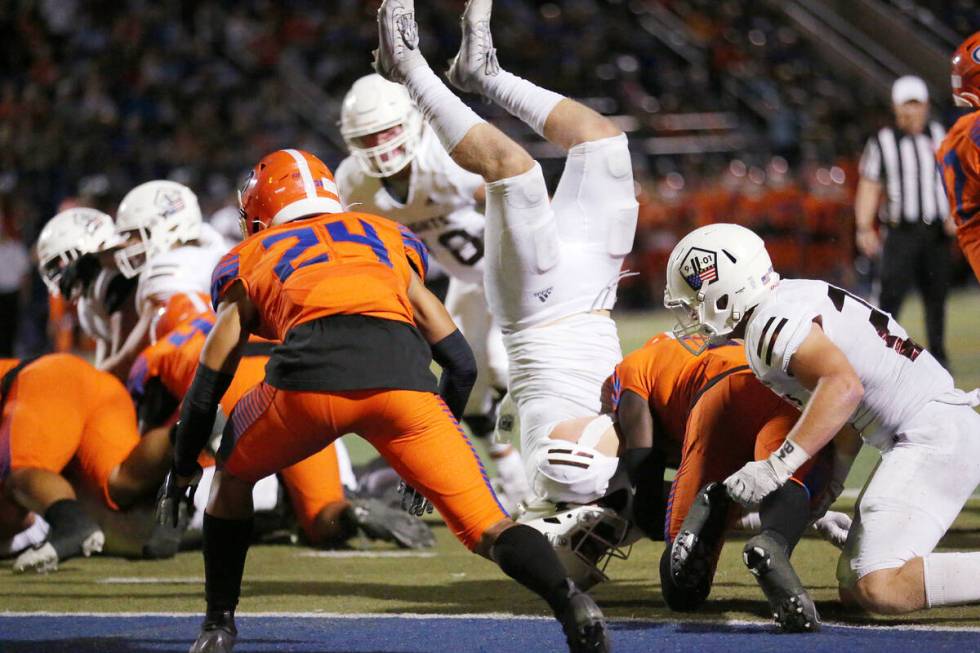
top-left (0, 614), bottom-right (976, 652)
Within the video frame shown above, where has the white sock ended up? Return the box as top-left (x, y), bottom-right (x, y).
top-left (492, 447), bottom-right (530, 496)
top-left (404, 66), bottom-right (485, 154)
top-left (479, 69), bottom-right (564, 138)
top-left (1, 515), bottom-right (50, 557)
top-left (923, 552), bottom-right (980, 606)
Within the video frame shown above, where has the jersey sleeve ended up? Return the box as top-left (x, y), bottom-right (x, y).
top-left (398, 224), bottom-right (430, 278)
top-left (745, 298), bottom-right (818, 380)
top-left (210, 251), bottom-right (243, 309)
top-left (614, 349), bottom-right (656, 403)
top-left (127, 351), bottom-right (152, 400)
top-left (858, 134), bottom-right (883, 182)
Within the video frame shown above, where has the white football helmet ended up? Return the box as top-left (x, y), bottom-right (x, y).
top-left (114, 180), bottom-right (202, 278)
top-left (664, 223), bottom-right (779, 355)
top-left (524, 505), bottom-right (634, 591)
top-left (340, 74), bottom-right (423, 178)
top-left (36, 208), bottom-right (123, 296)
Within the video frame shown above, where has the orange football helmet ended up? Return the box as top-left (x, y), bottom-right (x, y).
top-left (952, 31), bottom-right (980, 108)
top-left (239, 149), bottom-right (344, 238)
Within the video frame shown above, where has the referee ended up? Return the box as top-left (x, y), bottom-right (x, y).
top-left (855, 75), bottom-right (953, 367)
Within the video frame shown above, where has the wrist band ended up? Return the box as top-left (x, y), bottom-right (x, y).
top-left (770, 437), bottom-right (811, 475)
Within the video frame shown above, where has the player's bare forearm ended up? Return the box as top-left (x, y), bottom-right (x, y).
top-left (98, 309), bottom-right (152, 381)
top-left (785, 323), bottom-right (864, 458)
top-left (617, 390), bottom-right (654, 451)
top-left (200, 298), bottom-right (249, 374)
top-left (854, 178), bottom-right (883, 232)
top-left (407, 272), bottom-right (458, 344)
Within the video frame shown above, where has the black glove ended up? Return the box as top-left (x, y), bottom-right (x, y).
top-left (348, 498), bottom-right (436, 548)
top-left (155, 463), bottom-right (202, 528)
top-left (59, 253), bottom-right (102, 298)
top-left (396, 480), bottom-right (434, 517)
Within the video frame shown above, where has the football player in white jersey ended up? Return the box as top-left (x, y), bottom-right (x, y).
top-left (336, 73), bottom-right (528, 510)
top-left (665, 222), bottom-right (980, 617)
top-left (376, 0), bottom-right (637, 519)
top-left (36, 207), bottom-right (139, 365)
top-left (99, 180), bottom-right (231, 380)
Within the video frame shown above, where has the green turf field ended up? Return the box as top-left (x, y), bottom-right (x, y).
top-left (3, 290), bottom-right (980, 626)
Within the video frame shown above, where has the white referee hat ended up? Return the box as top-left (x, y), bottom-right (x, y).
top-left (892, 75), bottom-right (929, 105)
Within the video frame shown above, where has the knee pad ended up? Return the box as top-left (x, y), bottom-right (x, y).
top-left (493, 391), bottom-right (520, 446)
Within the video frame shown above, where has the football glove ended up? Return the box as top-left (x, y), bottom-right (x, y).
top-left (811, 510), bottom-right (851, 549)
top-left (397, 480), bottom-right (434, 517)
top-left (724, 458), bottom-right (790, 507)
top-left (156, 463), bottom-right (202, 528)
top-left (58, 253), bottom-right (101, 298)
top-left (349, 498), bottom-right (436, 548)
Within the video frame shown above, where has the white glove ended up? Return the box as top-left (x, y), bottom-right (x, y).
top-left (724, 458), bottom-right (791, 507)
top-left (811, 509), bottom-right (851, 549)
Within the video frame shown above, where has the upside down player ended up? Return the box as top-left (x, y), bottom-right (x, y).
top-left (130, 311), bottom-right (434, 551)
top-left (666, 222), bottom-right (980, 616)
top-left (336, 73), bottom-right (527, 510)
top-left (937, 31), bottom-right (980, 283)
top-left (0, 354), bottom-right (172, 572)
top-left (612, 333), bottom-right (850, 630)
top-left (160, 149), bottom-right (611, 653)
top-left (374, 0), bottom-right (637, 514)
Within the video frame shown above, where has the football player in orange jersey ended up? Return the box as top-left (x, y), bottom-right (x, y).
top-left (0, 354), bottom-right (172, 572)
top-left (130, 312), bottom-right (434, 552)
top-left (937, 31), bottom-right (980, 283)
top-left (159, 149), bottom-right (609, 653)
top-left (611, 334), bottom-right (852, 631)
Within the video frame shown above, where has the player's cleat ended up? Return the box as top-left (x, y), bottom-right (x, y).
top-left (190, 610), bottom-right (237, 653)
top-left (12, 503), bottom-right (105, 574)
top-left (348, 498), bottom-right (436, 549)
top-left (664, 482), bottom-right (729, 610)
top-left (446, 0), bottom-right (500, 94)
top-left (743, 532), bottom-right (821, 633)
top-left (373, 0), bottom-right (427, 84)
top-left (556, 580), bottom-right (610, 653)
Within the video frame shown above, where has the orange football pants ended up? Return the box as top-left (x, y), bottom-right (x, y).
top-left (666, 371), bottom-right (831, 546)
top-left (223, 383), bottom-right (507, 550)
top-left (278, 443), bottom-right (346, 541)
top-left (957, 222), bottom-right (980, 285)
top-left (0, 354), bottom-right (140, 509)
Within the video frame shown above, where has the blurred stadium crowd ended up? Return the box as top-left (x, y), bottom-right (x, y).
top-left (0, 0), bottom-right (973, 354)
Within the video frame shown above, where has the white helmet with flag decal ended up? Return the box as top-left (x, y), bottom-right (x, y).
top-left (36, 208), bottom-right (124, 296)
top-left (664, 223), bottom-right (779, 355)
top-left (340, 74), bottom-right (423, 178)
top-left (523, 505), bottom-right (635, 591)
top-left (114, 180), bottom-right (203, 278)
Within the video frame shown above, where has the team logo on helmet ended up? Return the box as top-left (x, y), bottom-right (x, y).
top-left (154, 188), bottom-right (185, 217)
top-left (972, 46), bottom-right (980, 64)
top-left (680, 247), bottom-right (719, 291)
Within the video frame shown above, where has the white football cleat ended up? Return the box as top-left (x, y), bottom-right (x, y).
top-left (446, 0), bottom-right (500, 94)
top-left (373, 0), bottom-right (427, 84)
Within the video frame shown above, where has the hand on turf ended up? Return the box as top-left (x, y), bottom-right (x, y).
top-left (155, 463), bottom-right (202, 528)
top-left (396, 480), bottom-right (434, 517)
top-left (811, 510), bottom-right (851, 549)
top-left (724, 459), bottom-right (787, 507)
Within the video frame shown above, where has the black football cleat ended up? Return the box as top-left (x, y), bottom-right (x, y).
top-left (556, 580), bottom-right (610, 653)
top-left (349, 497), bottom-right (436, 548)
top-left (190, 610), bottom-right (237, 653)
top-left (664, 482), bottom-right (730, 610)
top-left (743, 532), bottom-right (820, 633)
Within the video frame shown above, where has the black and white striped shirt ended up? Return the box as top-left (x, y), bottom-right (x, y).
top-left (858, 121), bottom-right (950, 226)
